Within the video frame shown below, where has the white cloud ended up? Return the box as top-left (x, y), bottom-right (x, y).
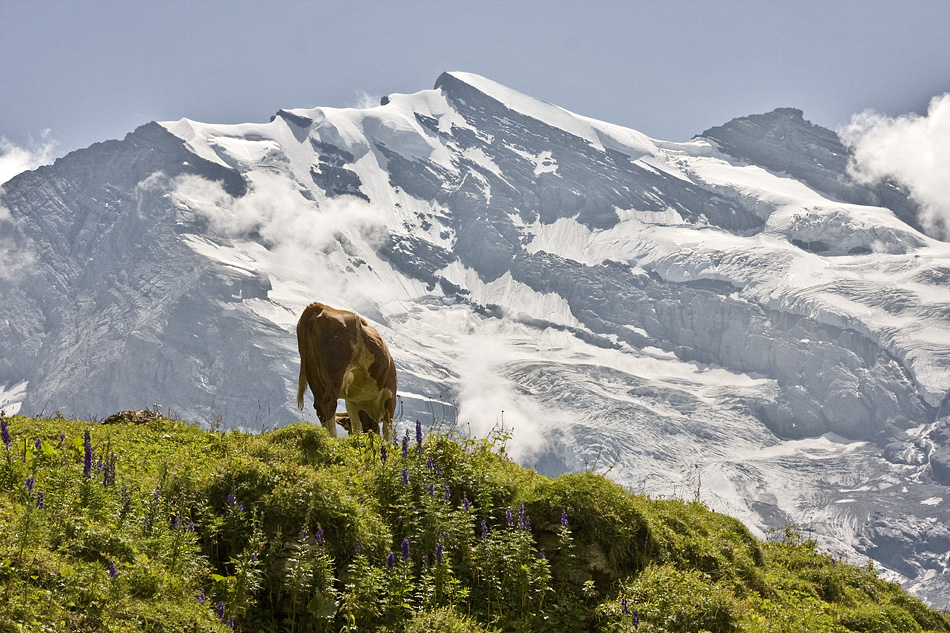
top-left (0, 133), bottom-right (57, 281)
top-left (453, 331), bottom-right (559, 463)
top-left (166, 171), bottom-right (392, 312)
top-left (0, 203), bottom-right (36, 282)
top-left (839, 93), bottom-right (950, 239)
top-left (352, 90), bottom-right (383, 110)
top-left (0, 132), bottom-right (58, 185)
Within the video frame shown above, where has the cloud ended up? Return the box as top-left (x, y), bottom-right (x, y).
top-left (352, 90), bottom-right (383, 110)
top-left (453, 330), bottom-right (560, 463)
top-left (166, 170), bottom-right (392, 313)
top-left (839, 93), bottom-right (950, 239)
top-left (0, 134), bottom-right (48, 280)
top-left (0, 203), bottom-right (36, 283)
top-left (0, 132), bottom-right (58, 185)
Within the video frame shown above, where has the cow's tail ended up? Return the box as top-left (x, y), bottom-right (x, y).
top-left (297, 350), bottom-right (307, 411)
top-left (296, 315), bottom-right (311, 411)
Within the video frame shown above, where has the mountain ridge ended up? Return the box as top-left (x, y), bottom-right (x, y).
top-left (2, 71), bottom-right (949, 606)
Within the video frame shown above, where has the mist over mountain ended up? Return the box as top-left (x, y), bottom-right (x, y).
top-left (2, 72), bottom-right (949, 606)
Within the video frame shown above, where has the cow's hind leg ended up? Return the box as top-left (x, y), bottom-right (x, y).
top-left (344, 401), bottom-right (363, 435)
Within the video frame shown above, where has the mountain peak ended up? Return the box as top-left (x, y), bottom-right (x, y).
top-left (701, 106), bottom-right (818, 146)
top-left (699, 107), bottom-right (921, 228)
top-left (764, 106), bottom-right (805, 120)
top-left (434, 71), bottom-right (564, 120)
top-left (435, 71), bottom-right (658, 159)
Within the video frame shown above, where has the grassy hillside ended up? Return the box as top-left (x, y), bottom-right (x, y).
top-left (1, 413), bottom-right (948, 632)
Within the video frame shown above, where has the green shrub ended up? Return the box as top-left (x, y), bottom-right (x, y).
top-left (617, 562), bottom-right (739, 632)
top-left (403, 606), bottom-right (497, 633)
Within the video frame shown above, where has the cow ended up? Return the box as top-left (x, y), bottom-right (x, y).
top-left (296, 302), bottom-right (397, 443)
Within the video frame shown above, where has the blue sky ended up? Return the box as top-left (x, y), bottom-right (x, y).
top-left (2, 0), bottom-right (949, 162)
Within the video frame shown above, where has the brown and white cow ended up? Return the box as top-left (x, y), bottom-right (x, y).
top-left (296, 302), bottom-right (397, 442)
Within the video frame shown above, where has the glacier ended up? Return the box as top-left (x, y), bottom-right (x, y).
top-left (1, 71), bottom-right (949, 606)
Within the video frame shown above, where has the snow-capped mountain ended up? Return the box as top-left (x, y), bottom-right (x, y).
top-left (2, 72), bottom-right (949, 606)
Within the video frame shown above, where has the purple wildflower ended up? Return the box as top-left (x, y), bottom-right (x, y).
top-left (519, 503), bottom-right (526, 528)
top-left (426, 456), bottom-right (433, 470)
top-left (120, 487), bottom-right (131, 517)
top-left (1, 419), bottom-right (10, 447)
top-left (216, 601), bottom-right (226, 622)
top-left (196, 587), bottom-right (207, 604)
top-left (96, 458), bottom-right (103, 473)
top-left (463, 497), bottom-right (470, 512)
top-left (188, 522), bottom-right (196, 532)
top-left (381, 445), bottom-right (387, 463)
top-left (107, 560), bottom-right (119, 578)
top-left (386, 551), bottom-right (395, 571)
top-left (540, 549), bottom-right (546, 559)
top-left (415, 419), bottom-right (422, 449)
top-left (505, 508), bottom-right (514, 526)
top-left (226, 493), bottom-right (236, 507)
top-left (83, 430), bottom-right (92, 479)
top-left (402, 468), bottom-right (409, 485)
top-left (402, 432), bottom-right (409, 458)
top-left (102, 458), bottom-right (116, 487)
top-left (633, 609), bottom-right (640, 629)
top-left (480, 520), bottom-right (488, 539)
top-left (315, 527), bottom-right (324, 544)
top-left (226, 616), bottom-right (234, 629)
top-left (622, 596), bottom-right (629, 616)
top-left (153, 488), bottom-right (160, 503)
top-left (560, 510), bottom-right (569, 527)
top-left (25, 476), bottom-right (34, 493)
top-left (428, 483), bottom-right (435, 496)
top-left (59, 433), bottom-right (65, 444)
top-left (436, 542), bottom-right (444, 564)
top-left (422, 554), bottom-right (429, 569)
top-left (34, 438), bottom-right (42, 452)
top-left (35, 491), bottom-right (44, 510)
top-left (355, 545), bottom-right (362, 555)
top-left (401, 538), bottom-right (410, 561)
top-left (443, 483), bottom-right (451, 501)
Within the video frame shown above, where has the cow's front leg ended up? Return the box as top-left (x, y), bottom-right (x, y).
top-left (316, 394), bottom-right (338, 438)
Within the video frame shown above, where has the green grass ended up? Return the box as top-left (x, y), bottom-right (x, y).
top-left (1, 414), bottom-right (948, 632)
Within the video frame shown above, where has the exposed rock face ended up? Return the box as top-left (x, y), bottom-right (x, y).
top-left (2, 72), bottom-right (949, 606)
top-left (1, 123), bottom-right (290, 427)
